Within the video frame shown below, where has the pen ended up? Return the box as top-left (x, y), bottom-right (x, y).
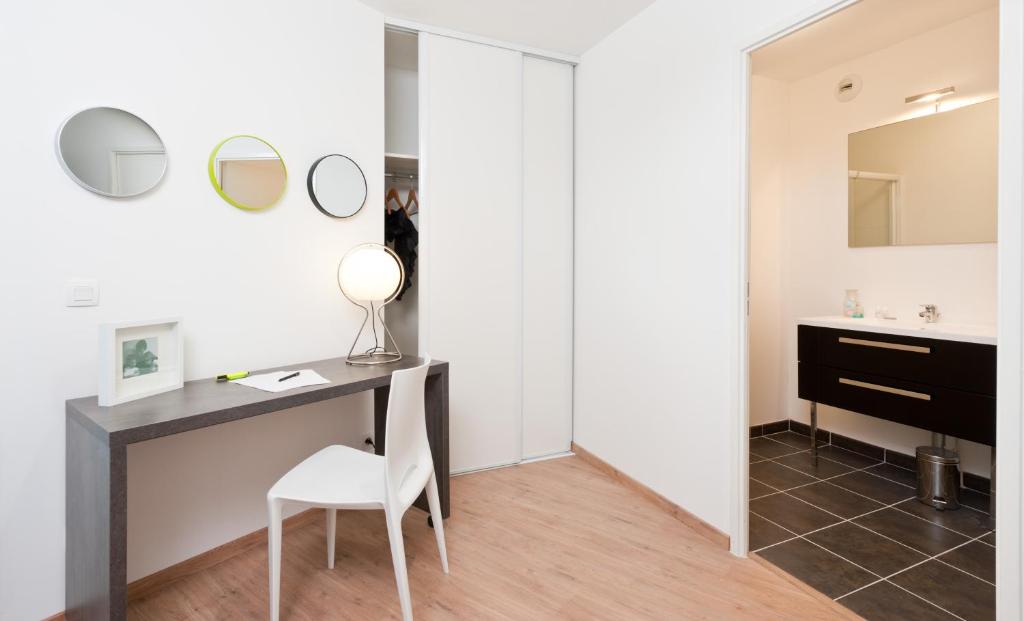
top-left (216, 371), bottom-right (250, 382)
top-left (279, 371), bottom-right (300, 382)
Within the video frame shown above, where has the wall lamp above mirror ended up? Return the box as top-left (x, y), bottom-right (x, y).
top-left (307, 154), bottom-right (367, 218)
top-left (56, 107), bottom-right (167, 198)
top-left (208, 135), bottom-right (287, 211)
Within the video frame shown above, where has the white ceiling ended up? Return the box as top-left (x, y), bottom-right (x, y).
top-left (361, 0), bottom-right (655, 56)
top-left (752, 0), bottom-right (997, 81)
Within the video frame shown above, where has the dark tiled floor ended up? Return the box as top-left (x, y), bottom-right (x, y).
top-left (863, 462), bottom-right (917, 487)
top-left (938, 540), bottom-right (996, 584)
top-left (893, 499), bottom-right (992, 539)
top-left (806, 522), bottom-right (927, 577)
top-left (749, 460), bottom-right (817, 491)
top-left (840, 581), bottom-right (961, 621)
top-left (750, 492), bottom-right (841, 535)
top-left (889, 560), bottom-right (996, 621)
top-left (774, 451), bottom-right (853, 478)
top-left (853, 508), bottom-right (969, 556)
top-left (749, 430), bottom-right (995, 621)
top-left (814, 444), bottom-right (883, 469)
top-left (749, 512), bottom-right (795, 550)
top-left (749, 436), bottom-right (802, 459)
top-left (749, 478), bottom-right (777, 499)
top-left (757, 538), bottom-right (877, 598)
top-left (787, 482), bottom-right (883, 519)
top-left (829, 470), bottom-right (917, 505)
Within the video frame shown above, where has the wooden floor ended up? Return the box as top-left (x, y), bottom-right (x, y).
top-left (128, 456), bottom-right (855, 620)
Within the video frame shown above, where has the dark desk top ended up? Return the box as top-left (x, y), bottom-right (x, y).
top-left (67, 356), bottom-right (447, 445)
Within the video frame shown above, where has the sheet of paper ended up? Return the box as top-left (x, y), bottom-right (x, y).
top-left (231, 369), bottom-right (330, 393)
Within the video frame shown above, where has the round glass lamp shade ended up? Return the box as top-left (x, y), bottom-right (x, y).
top-left (337, 243), bottom-right (403, 303)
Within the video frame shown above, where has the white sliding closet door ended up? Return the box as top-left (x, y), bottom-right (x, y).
top-left (522, 57), bottom-right (574, 459)
top-left (419, 33), bottom-right (524, 473)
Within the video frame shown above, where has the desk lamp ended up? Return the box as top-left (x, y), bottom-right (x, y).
top-left (337, 243), bottom-right (404, 365)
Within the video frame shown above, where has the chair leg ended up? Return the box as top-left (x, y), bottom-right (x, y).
top-left (425, 472), bottom-right (449, 574)
top-left (268, 496), bottom-right (284, 621)
top-left (384, 507), bottom-right (414, 621)
top-left (326, 508), bottom-right (336, 569)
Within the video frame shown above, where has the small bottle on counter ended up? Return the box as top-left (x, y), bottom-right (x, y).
top-left (843, 289), bottom-right (861, 318)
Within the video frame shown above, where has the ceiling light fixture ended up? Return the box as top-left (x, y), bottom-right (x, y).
top-left (905, 86), bottom-right (956, 105)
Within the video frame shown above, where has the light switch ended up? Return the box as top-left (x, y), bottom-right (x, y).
top-left (66, 279), bottom-right (99, 307)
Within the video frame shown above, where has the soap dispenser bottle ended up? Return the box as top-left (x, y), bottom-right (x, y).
top-left (843, 289), bottom-right (861, 318)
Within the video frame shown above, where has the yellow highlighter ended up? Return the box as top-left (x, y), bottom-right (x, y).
top-left (216, 371), bottom-right (250, 382)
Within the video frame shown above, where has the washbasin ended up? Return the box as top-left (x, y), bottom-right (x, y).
top-left (797, 315), bottom-right (996, 345)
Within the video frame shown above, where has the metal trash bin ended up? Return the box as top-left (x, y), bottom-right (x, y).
top-left (916, 446), bottom-right (960, 510)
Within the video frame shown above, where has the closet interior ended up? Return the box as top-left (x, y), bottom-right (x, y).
top-left (385, 29), bottom-right (420, 358)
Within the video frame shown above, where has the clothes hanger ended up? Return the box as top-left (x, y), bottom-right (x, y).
top-left (385, 187), bottom-right (404, 214)
top-left (404, 188), bottom-right (419, 216)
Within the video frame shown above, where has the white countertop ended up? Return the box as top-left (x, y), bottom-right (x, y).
top-left (797, 315), bottom-right (996, 345)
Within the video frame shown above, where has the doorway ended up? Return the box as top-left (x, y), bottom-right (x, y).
top-left (736, 0), bottom-right (1020, 618)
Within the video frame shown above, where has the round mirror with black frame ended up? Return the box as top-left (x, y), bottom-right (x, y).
top-left (56, 107), bottom-right (167, 198)
top-left (307, 154), bottom-right (368, 218)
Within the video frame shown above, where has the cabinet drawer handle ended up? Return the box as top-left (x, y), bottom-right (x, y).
top-left (839, 377), bottom-right (931, 401)
top-left (838, 336), bottom-right (930, 354)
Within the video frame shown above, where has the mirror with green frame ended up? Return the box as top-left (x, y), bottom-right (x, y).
top-left (208, 135), bottom-right (287, 210)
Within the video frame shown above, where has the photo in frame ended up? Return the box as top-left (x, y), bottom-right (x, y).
top-left (99, 318), bottom-right (183, 406)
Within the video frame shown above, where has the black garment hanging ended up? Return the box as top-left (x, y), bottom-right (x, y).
top-left (385, 207), bottom-right (418, 300)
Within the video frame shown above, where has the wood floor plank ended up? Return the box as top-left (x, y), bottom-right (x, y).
top-left (127, 456), bottom-right (856, 620)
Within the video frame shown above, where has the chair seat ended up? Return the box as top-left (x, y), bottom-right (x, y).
top-left (269, 445), bottom-right (386, 508)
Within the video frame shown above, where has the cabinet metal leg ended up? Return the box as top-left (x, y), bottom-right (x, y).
top-left (809, 401), bottom-right (818, 462)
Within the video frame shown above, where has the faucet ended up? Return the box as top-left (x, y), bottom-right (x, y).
top-left (919, 304), bottom-right (940, 323)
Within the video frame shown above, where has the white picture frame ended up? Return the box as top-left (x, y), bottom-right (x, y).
top-left (99, 318), bottom-right (183, 406)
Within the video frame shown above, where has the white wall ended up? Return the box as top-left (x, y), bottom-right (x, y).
top-left (749, 75), bottom-right (789, 425)
top-left (522, 56), bottom-right (574, 459)
top-left (574, 0), bottom-right (831, 534)
top-left (751, 9), bottom-right (999, 476)
top-left (385, 66), bottom-right (419, 155)
top-left (0, 1), bottom-right (384, 618)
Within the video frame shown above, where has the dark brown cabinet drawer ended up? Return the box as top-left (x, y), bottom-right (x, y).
top-left (818, 366), bottom-right (995, 445)
top-left (806, 327), bottom-right (995, 395)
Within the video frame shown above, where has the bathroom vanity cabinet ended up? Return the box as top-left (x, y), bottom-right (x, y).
top-left (797, 319), bottom-right (996, 446)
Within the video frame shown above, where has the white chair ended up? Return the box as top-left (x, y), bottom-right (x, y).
top-left (267, 358), bottom-right (448, 621)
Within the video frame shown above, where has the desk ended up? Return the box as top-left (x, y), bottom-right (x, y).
top-left (65, 356), bottom-right (449, 621)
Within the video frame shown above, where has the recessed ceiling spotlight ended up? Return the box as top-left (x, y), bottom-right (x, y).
top-left (905, 86), bottom-right (955, 104)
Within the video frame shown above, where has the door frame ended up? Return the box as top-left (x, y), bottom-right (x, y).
top-left (732, 3), bottom-right (1024, 619)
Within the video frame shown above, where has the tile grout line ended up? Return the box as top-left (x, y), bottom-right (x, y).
top-left (754, 453), bottom-right (905, 503)
top-left (887, 503), bottom-right (991, 539)
top-left (884, 581), bottom-right (970, 621)
top-left (758, 444), bottom-right (991, 538)
top-left (752, 436), bottom-right (996, 586)
top-left (832, 528), bottom-right (994, 608)
top-left (755, 430), bottom-right (994, 618)
top-left (761, 430), bottom-right (994, 517)
top-left (750, 493), bottom-right (914, 554)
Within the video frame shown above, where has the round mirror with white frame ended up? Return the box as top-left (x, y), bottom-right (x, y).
top-left (56, 107), bottom-right (168, 198)
top-left (307, 154), bottom-right (368, 218)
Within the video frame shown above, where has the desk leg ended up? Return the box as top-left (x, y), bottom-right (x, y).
top-left (66, 415), bottom-right (127, 621)
top-left (374, 369), bottom-right (450, 519)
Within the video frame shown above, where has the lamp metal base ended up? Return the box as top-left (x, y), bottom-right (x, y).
top-left (346, 351), bottom-right (403, 366)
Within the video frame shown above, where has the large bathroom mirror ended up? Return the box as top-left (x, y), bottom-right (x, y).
top-left (307, 154), bottom-right (367, 218)
top-left (56, 107), bottom-right (167, 197)
top-left (848, 98), bottom-right (997, 247)
top-left (208, 135), bottom-right (287, 210)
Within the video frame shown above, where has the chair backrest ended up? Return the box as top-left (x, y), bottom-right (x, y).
top-left (383, 357), bottom-right (434, 508)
